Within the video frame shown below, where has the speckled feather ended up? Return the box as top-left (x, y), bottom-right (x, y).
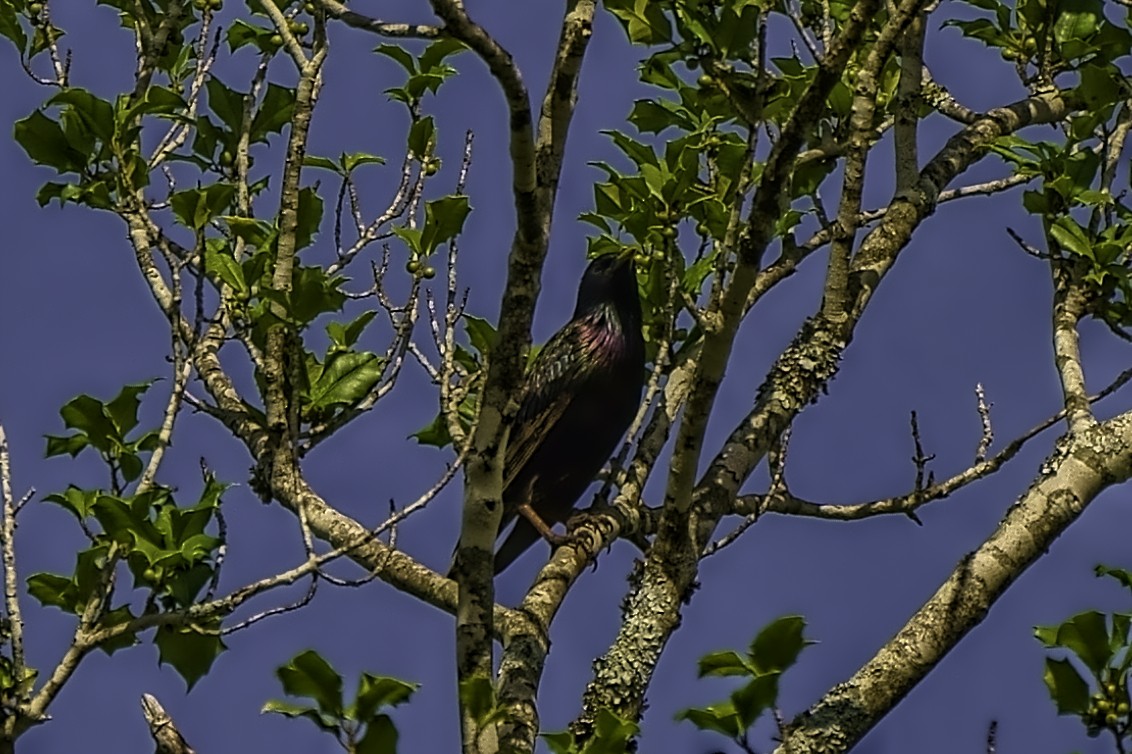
top-left (490, 254), bottom-right (645, 574)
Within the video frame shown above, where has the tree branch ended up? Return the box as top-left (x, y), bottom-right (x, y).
top-left (773, 411), bottom-right (1132, 753)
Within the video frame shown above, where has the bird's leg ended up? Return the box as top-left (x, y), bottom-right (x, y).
top-left (515, 502), bottom-right (571, 547)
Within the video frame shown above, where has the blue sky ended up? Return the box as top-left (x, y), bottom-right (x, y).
top-left (2, 3), bottom-right (1132, 753)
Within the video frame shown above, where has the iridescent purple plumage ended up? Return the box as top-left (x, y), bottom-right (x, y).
top-left (486, 253), bottom-right (644, 574)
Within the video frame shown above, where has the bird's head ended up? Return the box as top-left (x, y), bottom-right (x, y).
top-left (573, 250), bottom-right (640, 320)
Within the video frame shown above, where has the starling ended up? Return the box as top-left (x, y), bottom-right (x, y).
top-left (455, 252), bottom-right (645, 575)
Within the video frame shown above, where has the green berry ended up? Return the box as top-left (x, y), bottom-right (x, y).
top-left (304, 2), bottom-right (317, 12)
top-left (697, 73), bottom-right (714, 88)
top-left (269, 33), bottom-right (283, 46)
top-left (406, 260), bottom-right (421, 274)
top-left (1119, 702), bottom-right (1130, 715)
top-left (219, 150), bottom-right (234, 167)
top-left (660, 226), bottom-right (676, 239)
top-left (1106, 712), bottom-right (1119, 726)
top-left (424, 160), bottom-right (439, 176)
top-left (695, 223), bottom-right (710, 236)
top-left (1106, 683), bottom-right (1118, 696)
top-left (1098, 699), bottom-right (1113, 712)
top-left (28, 2), bottom-right (43, 15)
top-left (422, 266), bottom-right (437, 279)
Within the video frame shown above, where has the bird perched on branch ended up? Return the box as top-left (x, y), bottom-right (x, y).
top-left (455, 251), bottom-right (645, 575)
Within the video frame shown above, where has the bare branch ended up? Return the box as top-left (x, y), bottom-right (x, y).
top-left (773, 412), bottom-right (1132, 753)
top-left (1051, 277), bottom-right (1094, 433)
top-left (313, 0), bottom-right (443, 38)
top-left (974, 383), bottom-right (993, 463)
top-left (141, 694), bottom-right (197, 754)
top-left (0, 423), bottom-right (27, 710)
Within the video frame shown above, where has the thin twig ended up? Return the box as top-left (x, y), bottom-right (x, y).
top-left (974, 383), bottom-right (993, 463)
top-left (0, 423), bottom-right (26, 697)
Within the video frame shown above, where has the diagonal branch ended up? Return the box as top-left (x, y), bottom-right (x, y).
top-left (773, 411), bottom-right (1132, 753)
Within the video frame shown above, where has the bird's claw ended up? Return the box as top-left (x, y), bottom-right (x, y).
top-left (543, 530), bottom-right (573, 549)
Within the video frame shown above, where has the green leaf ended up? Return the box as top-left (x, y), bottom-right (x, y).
top-left (463, 315), bottom-right (497, 355)
top-left (166, 563), bottom-right (215, 607)
top-left (26, 573), bottom-right (77, 613)
top-left (342, 152), bottom-right (386, 172)
top-left (327, 310), bottom-right (378, 349)
top-left (1042, 657), bottom-right (1091, 714)
top-left (227, 19), bottom-right (275, 52)
top-left (1053, 0), bottom-right (1102, 47)
top-left (1050, 218), bottom-right (1093, 259)
top-left (392, 227), bottom-right (423, 256)
top-left (605, 0), bottom-right (673, 44)
top-left (748, 615), bottom-right (813, 674)
top-left (294, 186), bottom-right (324, 250)
top-left (204, 245), bottom-right (248, 295)
top-left (59, 394), bottom-right (117, 452)
top-left (587, 708), bottom-right (640, 754)
top-left (224, 216), bottom-right (276, 249)
top-left (457, 676), bottom-right (498, 728)
top-left (291, 266), bottom-right (347, 324)
top-left (0, 4), bottom-right (28, 54)
top-left (407, 116), bottom-right (435, 157)
top-left (1057, 611), bottom-right (1114, 674)
top-left (697, 650), bottom-right (752, 678)
top-left (1096, 564), bottom-right (1132, 591)
top-left (675, 701), bottom-right (743, 737)
top-left (603, 130), bottom-right (659, 168)
top-left (171, 184), bottom-right (237, 231)
top-left (105, 382), bottom-right (153, 438)
top-left (155, 624), bottom-right (225, 690)
top-left (49, 89), bottom-right (115, 144)
top-left (205, 77), bottom-right (244, 132)
top-left (13, 110), bottom-right (86, 172)
top-left (303, 155), bottom-right (342, 173)
top-left (628, 99), bottom-right (692, 134)
top-left (374, 44), bottom-right (417, 74)
top-left (542, 730), bottom-right (575, 754)
top-left (421, 195), bottom-right (472, 255)
top-left (45, 434), bottom-right (89, 458)
top-left (276, 649), bottom-right (345, 717)
top-left (355, 674), bottom-right (418, 723)
top-left (419, 37), bottom-right (467, 71)
top-left (410, 414), bottom-right (452, 447)
top-left (251, 83), bottom-right (295, 143)
top-left (730, 673), bottom-right (779, 729)
top-left (261, 699), bottom-right (341, 732)
top-left (43, 486), bottom-right (99, 518)
top-left (357, 715), bottom-right (398, 754)
top-left (309, 351), bottom-right (384, 409)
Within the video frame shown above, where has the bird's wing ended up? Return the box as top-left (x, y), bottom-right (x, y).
top-left (503, 324), bottom-right (587, 490)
